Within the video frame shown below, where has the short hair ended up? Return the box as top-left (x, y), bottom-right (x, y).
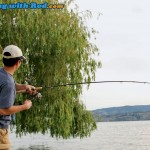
top-left (3, 52), bottom-right (21, 67)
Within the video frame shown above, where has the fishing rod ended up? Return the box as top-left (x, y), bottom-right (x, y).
top-left (17, 80), bottom-right (150, 93)
top-left (45, 80), bottom-right (150, 88)
top-left (16, 80), bottom-right (150, 100)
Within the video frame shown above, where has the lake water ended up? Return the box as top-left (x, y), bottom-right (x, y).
top-left (10, 121), bottom-right (150, 150)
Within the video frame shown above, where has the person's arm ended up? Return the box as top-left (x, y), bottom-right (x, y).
top-left (0, 100), bottom-right (32, 115)
top-left (16, 83), bottom-right (36, 94)
top-left (15, 83), bottom-right (27, 91)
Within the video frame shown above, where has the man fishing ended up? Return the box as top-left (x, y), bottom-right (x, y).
top-left (0, 45), bottom-right (36, 150)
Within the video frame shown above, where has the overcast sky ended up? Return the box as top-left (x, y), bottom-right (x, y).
top-left (74, 0), bottom-right (150, 110)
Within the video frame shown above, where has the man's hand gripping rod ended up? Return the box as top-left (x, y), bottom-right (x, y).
top-left (16, 87), bottom-right (43, 99)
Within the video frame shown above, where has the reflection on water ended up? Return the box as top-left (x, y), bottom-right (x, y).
top-left (17, 145), bottom-right (51, 150)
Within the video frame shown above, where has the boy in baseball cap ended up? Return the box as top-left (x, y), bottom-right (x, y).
top-left (0, 45), bottom-right (35, 150)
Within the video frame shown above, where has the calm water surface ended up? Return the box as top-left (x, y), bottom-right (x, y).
top-left (10, 121), bottom-right (150, 150)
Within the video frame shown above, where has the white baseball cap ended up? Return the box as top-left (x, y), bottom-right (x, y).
top-left (2, 45), bottom-right (26, 60)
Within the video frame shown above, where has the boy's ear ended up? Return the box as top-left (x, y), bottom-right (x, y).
top-left (16, 60), bottom-right (21, 66)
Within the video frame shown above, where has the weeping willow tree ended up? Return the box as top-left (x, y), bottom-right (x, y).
top-left (0, 0), bottom-right (101, 138)
top-left (0, 55), bottom-right (2, 67)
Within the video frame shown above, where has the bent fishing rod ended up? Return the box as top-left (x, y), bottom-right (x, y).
top-left (17, 80), bottom-right (150, 93)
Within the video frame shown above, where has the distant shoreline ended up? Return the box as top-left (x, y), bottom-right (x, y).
top-left (92, 105), bottom-right (150, 122)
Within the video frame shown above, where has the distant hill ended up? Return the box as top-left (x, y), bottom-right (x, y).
top-left (92, 105), bottom-right (150, 122)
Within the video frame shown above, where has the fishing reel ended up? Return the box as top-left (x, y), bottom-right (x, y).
top-left (29, 92), bottom-right (42, 100)
top-left (16, 92), bottom-right (42, 105)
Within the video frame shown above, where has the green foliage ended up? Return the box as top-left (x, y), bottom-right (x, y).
top-left (0, 45), bottom-right (2, 67)
top-left (0, 0), bottom-right (101, 138)
top-left (0, 55), bottom-right (2, 67)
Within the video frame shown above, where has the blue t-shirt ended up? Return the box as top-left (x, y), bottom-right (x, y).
top-left (0, 68), bottom-right (16, 128)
